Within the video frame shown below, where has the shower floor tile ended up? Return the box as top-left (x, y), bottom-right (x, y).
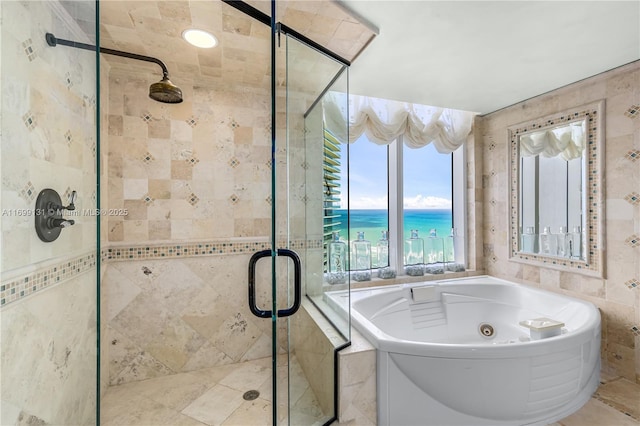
top-left (101, 356), bottom-right (326, 426)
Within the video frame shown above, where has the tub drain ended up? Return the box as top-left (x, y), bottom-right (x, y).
top-left (243, 390), bottom-right (260, 401)
top-left (479, 323), bottom-right (495, 337)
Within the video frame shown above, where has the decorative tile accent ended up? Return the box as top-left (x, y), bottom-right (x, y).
top-left (625, 234), bottom-right (639, 248)
top-left (186, 116), bottom-right (199, 127)
top-left (1, 239), bottom-right (324, 308)
top-left (624, 192), bottom-right (640, 205)
top-left (141, 152), bottom-right (155, 164)
top-left (228, 157), bottom-right (240, 168)
top-left (0, 252), bottom-right (97, 308)
top-left (19, 181), bottom-right (36, 202)
top-left (490, 226), bottom-right (496, 234)
top-left (22, 111), bottom-right (36, 131)
top-left (142, 194), bottom-right (154, 206)
top-left (65, 130), bottom-right (73, 146)
top-left (624, 104), bottom-right (639, 119)
top-left (631, 326), bottom-right (640, 337)
top-left (91, 191), bottom-right (97, 204)
top-left (187, 193), bottom-right (200, 206)
top-left (22, 39), bottom-right (36, 61)
top-left (83, 94), bottom-right (97, 108)
top-left (625, 149), bottom-right (640, 162)
top-left (229, 118), bottom-right (239, 129)
top-left (64, 72), bottom-right (73, 89)
top-left (625, 279), bottom-right (639, 290)
top-left (265, 195), bottom-right (272, 205)
top-left (89, 140), bottom-right (96, 157)
top-left (185, 156), bottom-right (199, 166)
top-left (141, 112), bottom-right (153, 123)
top-left (265, 159), bottom-right (272, 169)
top-left (103, 239), bottom-right (321, 262)
top-left (301, 161), bottom-right (309, 170)
top-left (229, 194), bottom-right (239, 205)
top-left (488, 142), bottom-right (496, 151)
top-left (490, 198), bottom-right (497, 207)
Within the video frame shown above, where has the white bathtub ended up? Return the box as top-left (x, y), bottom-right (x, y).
top-left (327, 276), bottom-right (601, 426)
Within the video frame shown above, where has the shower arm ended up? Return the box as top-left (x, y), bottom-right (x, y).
top-left (45, 33), bottom-right (170, 78)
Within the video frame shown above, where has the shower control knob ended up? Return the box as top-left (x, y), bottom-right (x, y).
top-left (34, 188), bottom-right (78, 242)
top-left (62, 190), bottom-right (77, 211)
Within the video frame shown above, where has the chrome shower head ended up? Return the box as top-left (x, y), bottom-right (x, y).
top-left (149, 75), bottom-right (183, 104)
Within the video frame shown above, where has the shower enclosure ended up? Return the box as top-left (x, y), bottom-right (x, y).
top-left (1, 0), bottom-right (350, 424)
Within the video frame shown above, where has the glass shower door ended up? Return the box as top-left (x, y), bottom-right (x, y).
top-left (271, 31), bottom-right (349, 425)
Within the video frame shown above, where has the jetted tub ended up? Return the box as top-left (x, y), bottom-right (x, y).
top-left (327, 276), bottom-right (601, 426)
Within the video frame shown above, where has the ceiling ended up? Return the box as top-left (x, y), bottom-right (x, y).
top-left (340, 0), bottom-right (640, 114)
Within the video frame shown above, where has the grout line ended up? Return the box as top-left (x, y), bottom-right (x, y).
top-left (592, 395), bottom-right (640, 422)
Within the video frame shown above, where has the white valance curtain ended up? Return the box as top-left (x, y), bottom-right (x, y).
top-left (323, 93), bottom-right (475, 154)
top-left (519, 123), bottom-right (585, 161)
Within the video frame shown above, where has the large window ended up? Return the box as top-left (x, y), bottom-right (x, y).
top-left (332, 134), bottom-right (464, 278)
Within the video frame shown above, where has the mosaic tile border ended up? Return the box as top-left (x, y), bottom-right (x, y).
top-left (102, 239), bottom-right (323, 262)
top-left (0, 252), bottom-right (97, 307)
top-left (507, 101), bottom-right (604, 276)
top-left (0, 239), bottom-right (323, 308)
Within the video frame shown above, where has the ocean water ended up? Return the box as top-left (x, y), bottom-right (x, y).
top-left (334, 209), bottom-right (452, 242)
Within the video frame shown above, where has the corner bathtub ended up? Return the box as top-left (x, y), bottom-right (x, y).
top-left (327, 276), bottom-right (601, 426)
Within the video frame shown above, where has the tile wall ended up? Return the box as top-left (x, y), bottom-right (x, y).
top-left (0, 1), bottom-right (99, 424)
top-left (480, 61), bottom-right (640, 382)
top-left (1, 1), bottom-right (98, 272)
top-left (102, 254), bottom-right (288, 385)
top-left (105, 67), bottom-right (272, 243)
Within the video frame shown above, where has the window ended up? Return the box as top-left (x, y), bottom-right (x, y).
top-left (402, 143), bottom-right (452, 266)
top-left (329, 134), bottom-right (464, 278)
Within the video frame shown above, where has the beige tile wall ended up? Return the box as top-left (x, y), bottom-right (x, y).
top-left (0, 1), bottom-right (99, 424)
top-left (103, 254), bottom-right (292, 385)
top-left (1, 270), bottom-right (98, 425)
top-left (1, 1), bottom-right (98, 272)
top-left (105, 67), bottom-right (272, 243)
top-left (480, 61), bottom-right (640, 382)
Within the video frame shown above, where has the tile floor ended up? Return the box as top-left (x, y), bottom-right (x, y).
top-left (101, 356), bottom-right (327, 426)
top-left (552, 372), bottom-right (640, 426)
top-left (102, 359), bottom-right (640, 426)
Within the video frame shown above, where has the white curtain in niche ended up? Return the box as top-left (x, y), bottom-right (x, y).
top-left (323, 93), bottom-right (475, 153)
top-left (519, 122), bottom-right (585, 161)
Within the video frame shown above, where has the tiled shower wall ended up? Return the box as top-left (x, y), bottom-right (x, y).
top-left (480, 61), bottom-right (640, 382)
top-left (0, 1), bottom-right (98, 424)
top-left (105, 68), bottom-right (272, 243)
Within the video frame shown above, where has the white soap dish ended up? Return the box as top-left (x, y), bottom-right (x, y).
top-left (519, 317), bottom-right (565, 340)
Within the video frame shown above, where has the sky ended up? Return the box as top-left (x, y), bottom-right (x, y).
top-left (339, 133), bottom-right (452, 210)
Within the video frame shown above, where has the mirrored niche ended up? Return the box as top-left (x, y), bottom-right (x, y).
top-left (508, 100), bottom-right (605, 277)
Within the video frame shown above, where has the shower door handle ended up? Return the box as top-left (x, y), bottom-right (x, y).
top-left (275, 249), bottom-right (301, 318)
top-left (247, 249), bottom-right (302, 319)
top-left (248, 250), bottom-right (272, 319)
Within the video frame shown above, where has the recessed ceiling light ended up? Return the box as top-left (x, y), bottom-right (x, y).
top-left (182, 29), bottom-right (218, 49)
